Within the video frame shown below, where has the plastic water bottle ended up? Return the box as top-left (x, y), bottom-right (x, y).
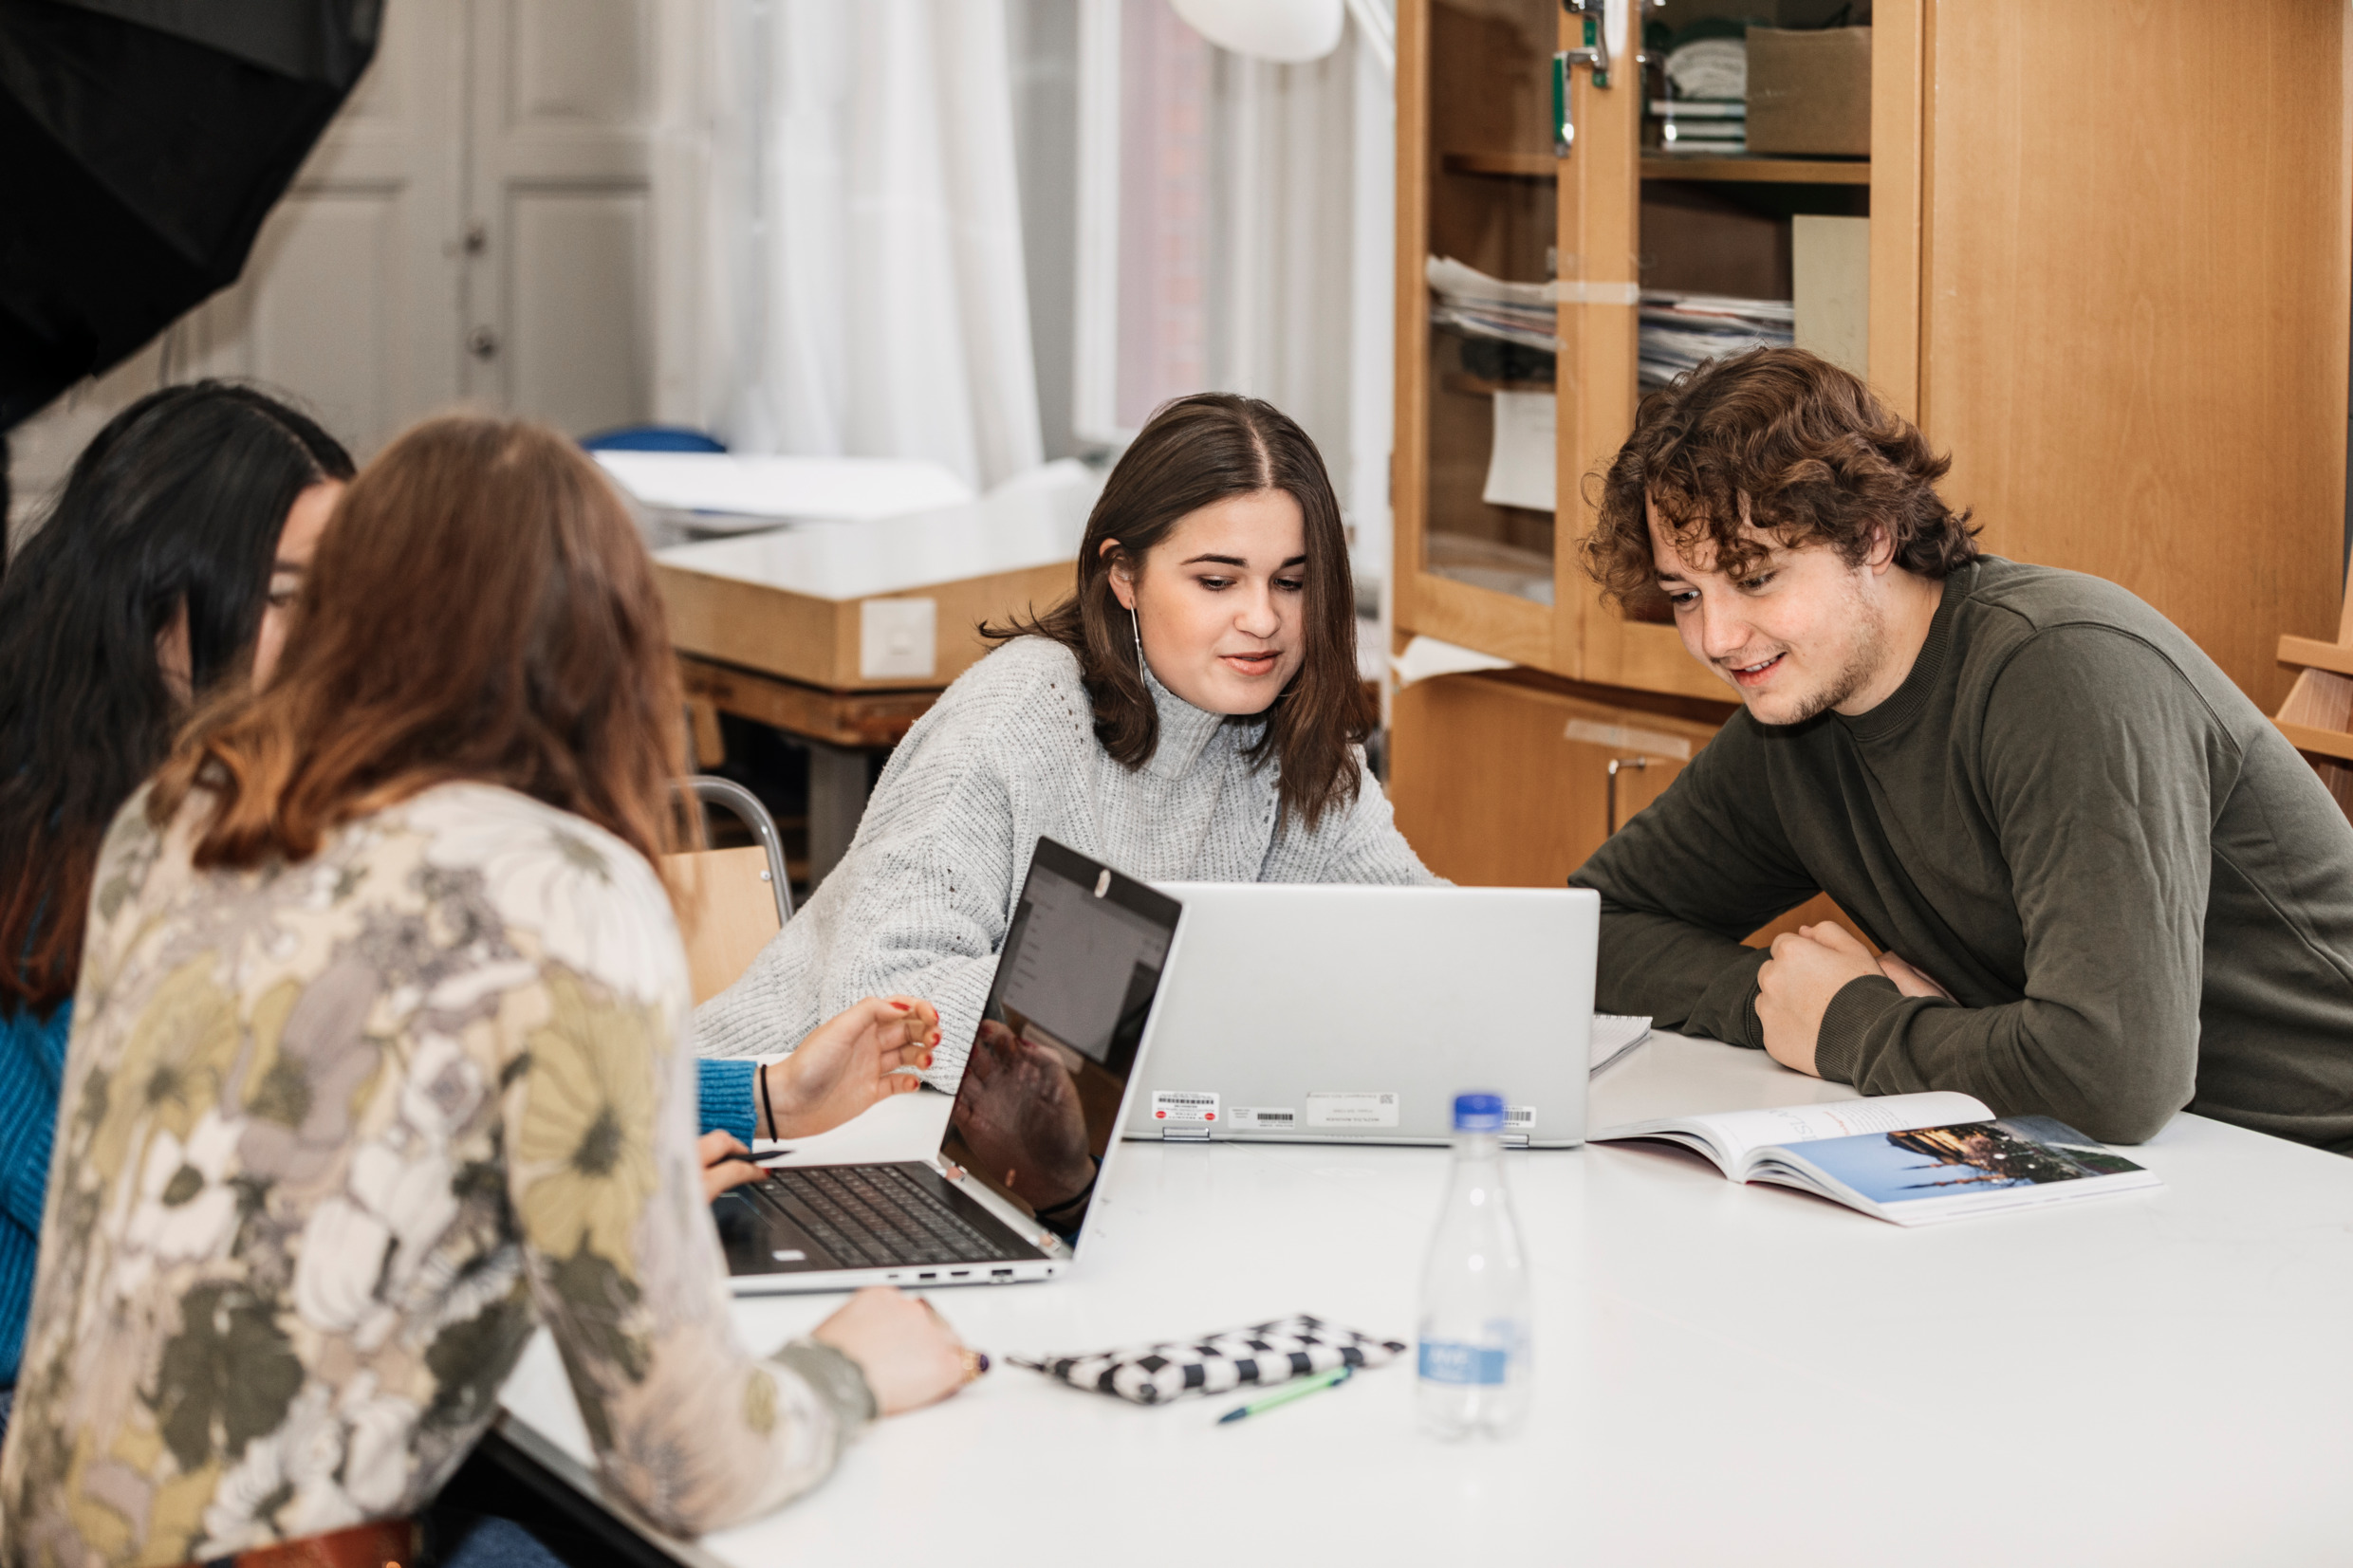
top-left (1417, 1091), bottom-right (1531, 1439)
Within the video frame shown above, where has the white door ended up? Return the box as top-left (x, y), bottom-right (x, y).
top-left (5, 0), bottom-right (662, 537)
top-left (176, 0), bottom-right (470, 459)
top-left (461, 0), bottom-right (659, 437)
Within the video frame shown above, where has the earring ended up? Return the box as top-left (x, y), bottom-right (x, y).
top-left (1128, 601), bottom-right (1147, 687)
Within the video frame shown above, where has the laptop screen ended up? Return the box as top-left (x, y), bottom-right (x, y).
top-left (940, 837), bottom-right (1180, 1236)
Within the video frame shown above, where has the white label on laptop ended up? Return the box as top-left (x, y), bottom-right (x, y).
top-left (1151, 1090), bottom-right (1219, 1126)
top-left (1506, 1106), bottom-right (1536, 1131)
top-left (1306, 1091), bottom-right (1399, 1128)
top-left (1229, 1106), bottom-right (1298, 1131)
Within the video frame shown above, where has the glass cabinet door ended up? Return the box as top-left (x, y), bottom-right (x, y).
top-left (1398, 0), bottom-right (1880, 703)
top-left (1397, 0), bottom-right (1568, 671)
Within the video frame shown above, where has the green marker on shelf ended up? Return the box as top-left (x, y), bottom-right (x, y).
top-left (1215, 1364), bottom-right (1355, 1426)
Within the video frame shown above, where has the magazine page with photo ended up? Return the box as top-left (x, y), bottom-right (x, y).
top-left (1594, 1094), bottom-right (2162, 1226)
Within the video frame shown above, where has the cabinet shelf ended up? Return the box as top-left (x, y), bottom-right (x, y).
top-left (1443, 151), bottom-right (1872, 184)
top-left (1441, 371), bottom-right (1556, 397)
top-left (1441, 150), bottom-right (1557, 177)
top-left (1640, 156), bottom-right (1870, 185)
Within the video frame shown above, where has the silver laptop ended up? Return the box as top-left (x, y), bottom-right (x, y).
top-left (1121, 884), bottom-right (1597, 1149)
top-left (716, 837), bottom-right (1184, 1292)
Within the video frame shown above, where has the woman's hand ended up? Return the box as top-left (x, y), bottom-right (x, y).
top-left (698, 1130), bottom-right (763, 1204)
top-left (761, 996), bottom-right (940, 1139)
top-left (811, 1286), bottom-right (974, 1414)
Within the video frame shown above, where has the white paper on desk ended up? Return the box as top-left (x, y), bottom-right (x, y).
top-left (594, 452), bottom-right (973, 522)
top-left (1591, 1014), bottom-right (1651, 1074)
top-left (654, 461), bottom-right (1098, 602)
top-left (1483, 391), bottom-right (1556, 511)
top-left (1390, 634), bottom-right (1512, 689)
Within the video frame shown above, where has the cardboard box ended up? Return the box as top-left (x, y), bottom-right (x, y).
top-left (652, 478), bottom-right (1092, 692)
top-left (1745, 27), bottom-right (1871, 158)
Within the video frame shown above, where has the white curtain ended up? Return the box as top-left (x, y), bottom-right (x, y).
top-left (1065, 4), bottom-right (1393, 587)
top-left (1211, 17), bottom-right (1394, 596)
top-left (696, 0), bottom-right (1046, 492)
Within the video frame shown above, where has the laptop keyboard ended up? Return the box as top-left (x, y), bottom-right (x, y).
top-left (756, 1164), bottom-right (1011, 1268)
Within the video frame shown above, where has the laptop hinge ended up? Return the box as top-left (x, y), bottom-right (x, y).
top-left (1501, 1133), bottom-right (1530, 1149)
top-left (1161, 1126), bottom-right (1213, 1142)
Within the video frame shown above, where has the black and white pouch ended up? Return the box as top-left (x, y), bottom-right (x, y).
top-left (1008, 1314), bottom-right (1407, 1405)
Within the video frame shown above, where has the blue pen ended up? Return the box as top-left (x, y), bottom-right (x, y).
top-left (1216, 1364), bottom-right (1354, 1424)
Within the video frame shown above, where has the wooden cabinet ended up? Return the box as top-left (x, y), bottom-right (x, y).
top-left (1391, 0), bottom-right (2351, 875)
top-left (1390, 667), bottom-right (1848, 945)
top-left (1390, 672), bottom-right (1724, 886)
top-left (1395, 0), bottom-right (2347, 713)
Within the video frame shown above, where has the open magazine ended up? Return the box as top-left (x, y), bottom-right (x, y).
top-left (1593, 1091), bottom-right (2161, 1226)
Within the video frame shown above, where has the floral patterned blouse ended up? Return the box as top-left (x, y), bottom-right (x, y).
top-left (0, 783), bottom-right (867, 1564)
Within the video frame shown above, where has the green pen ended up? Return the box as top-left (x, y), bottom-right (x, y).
top-left (1216, 1364), bottom-right (1354, 1425)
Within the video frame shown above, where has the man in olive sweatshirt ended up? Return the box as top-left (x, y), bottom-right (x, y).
top-left (1568, 347), bottom-right (2353, 1150)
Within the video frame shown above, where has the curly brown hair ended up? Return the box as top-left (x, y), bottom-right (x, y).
top-left (1581, 346), bottom-right (1977, 605)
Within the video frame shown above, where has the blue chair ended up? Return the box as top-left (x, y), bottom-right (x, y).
top-left (580, 425), bottom-right (726, 453)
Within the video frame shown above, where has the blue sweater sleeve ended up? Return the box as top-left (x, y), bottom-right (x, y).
top-left (695, 1057), bottom-right (757, 1144)
top-left (0, 1001), bottom-right (67, 1236)
top-left (0, 998), bottom-right (69, 1386)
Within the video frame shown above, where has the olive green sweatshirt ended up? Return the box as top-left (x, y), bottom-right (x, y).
top-left (1570, 558), bottom-right (2353, 1151)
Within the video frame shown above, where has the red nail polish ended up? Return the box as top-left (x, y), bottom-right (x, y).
top-left (891, 1001), bottom-right (911, 1011)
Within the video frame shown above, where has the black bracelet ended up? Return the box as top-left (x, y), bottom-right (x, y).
top-left (1032, 1156), bottom-right (1102, 1223)
top-left (758, 1061), bottom-right (779, 1141)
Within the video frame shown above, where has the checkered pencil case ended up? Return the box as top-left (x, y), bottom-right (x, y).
top-left (1008, 1314), bottom-right (1407, 1405)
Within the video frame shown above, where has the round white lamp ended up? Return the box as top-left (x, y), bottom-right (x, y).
top-left (1170, 0), bottom-right (1344, 64)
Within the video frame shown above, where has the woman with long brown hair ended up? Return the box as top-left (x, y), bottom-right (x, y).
top-left (0, 417), bottom-right (973, 1566)
top-left (696, 393), bottom-right (1437, 1073)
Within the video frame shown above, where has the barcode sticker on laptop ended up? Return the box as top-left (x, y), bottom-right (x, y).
top-left (1151, 1091), bottom-right (1219, 1125)
top-left (1230, 1107), bottom-right (1297, 1130)
top-left (1506, 1106), bottom-right (1537, 1129)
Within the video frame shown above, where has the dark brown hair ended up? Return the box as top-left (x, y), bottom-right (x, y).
top-left (1582, 346), bottom-right (1978, 605)
top-left (153, 416), bottom-right (688, 886)
top-left (0, 382), bottom-right (353, 1013)
top-left (985, 393), bottom-right (1370, 834)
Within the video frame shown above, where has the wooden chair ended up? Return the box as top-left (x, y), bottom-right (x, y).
top-left (2272, 550), bottom-right (2353, 821)
top-left (667, 777), bottom-right (793, 1005)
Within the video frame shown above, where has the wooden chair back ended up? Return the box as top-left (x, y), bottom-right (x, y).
top-left (664, 776), bottom-right (794, 1005)
top-left (669, 845), bottom-right (786, 1004)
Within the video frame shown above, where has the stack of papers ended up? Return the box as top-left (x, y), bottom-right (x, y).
top-left (1427, 256), bottom-right (1560, 354)
top-left (594, 452), bottom-right (976, 534)
top-left (1639, 292), bottom-right (1794, 387)
top-left (1591, 1014), bottom-right (1652, 1075)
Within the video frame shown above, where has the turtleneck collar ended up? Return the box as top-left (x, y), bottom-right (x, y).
top-left (1140, 656), bottom-right (1235, 780)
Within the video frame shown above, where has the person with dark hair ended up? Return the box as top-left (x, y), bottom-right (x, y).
top-left (696, 392), bottom-right (1436, 1071)
top-left (0, 380), bottom-right (354, 1435)
top-left (1569, 345), bottom-right (2353, 1151)
top-left (0, 416), bottom-right (977, 1565)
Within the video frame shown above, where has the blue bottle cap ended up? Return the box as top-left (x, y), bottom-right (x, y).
top-left (1454, 1093), bottom-right (1506, 1133)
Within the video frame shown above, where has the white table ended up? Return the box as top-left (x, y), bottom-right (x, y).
top-left (496, 1033), bottom-right (2353, 1565)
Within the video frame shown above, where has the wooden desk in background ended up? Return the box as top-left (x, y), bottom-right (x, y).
top-left (651, 477), bottom-right (1093, 880)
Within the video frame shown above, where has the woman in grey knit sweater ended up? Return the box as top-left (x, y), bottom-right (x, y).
top-left (697, 395), bottom-right (1437, 1074)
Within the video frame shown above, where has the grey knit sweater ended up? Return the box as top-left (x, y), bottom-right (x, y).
top-left (695, 635), bottom-right (1437, 1072)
